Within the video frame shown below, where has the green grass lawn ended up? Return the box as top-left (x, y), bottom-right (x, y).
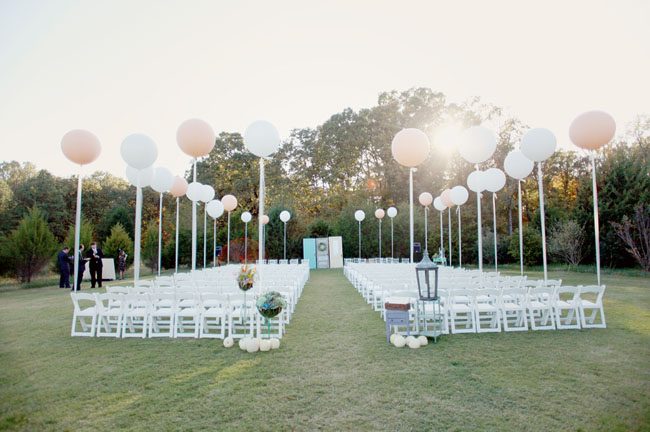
top-left (1, 268), bottom-right (649, 431)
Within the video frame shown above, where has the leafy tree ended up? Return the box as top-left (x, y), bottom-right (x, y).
top-left (63, 218), bottom-right (95, 252)
top-left (549, 220), bottom-right (586, 267)
top-left (308, 219), bottom-right (332, 237)
top-left (141, 221), bottom-right (160, 273)
top-left (98, 206), bottom-right (134, 242)
top-left (611, 205), bottom-right (650, 272)
top-left (508, 227), bottom-right (542, 267)
top-left (6, 207), bottom-right (57, 282)
top-left (103, 223), bottom-right (133, 266)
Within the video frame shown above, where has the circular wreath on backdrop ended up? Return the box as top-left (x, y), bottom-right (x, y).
top-left (318, 242), bottom-right (327, 252)
top-left (256, 291), bottom-right (287, 319)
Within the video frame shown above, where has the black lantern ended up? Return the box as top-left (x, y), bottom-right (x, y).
top-left (415, 249), bottom-right (439, 301)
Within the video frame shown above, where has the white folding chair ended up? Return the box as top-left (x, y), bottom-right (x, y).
top-left (70, 293), bottom-right (98, 337)
top-left (527, 287), bottom-right (556, 330)
top-left (228, 293), bottom-right (256, 339)
top-left (448, 289), bottom-right (476, 334)
top-left (95, 293), bottom-right (123, 337)
top-left (121, 293), bottom-right (150, 338)
top-left (553, 286), bottom-right (581, 330)
top-left (474, 289), bottom-right (501, 333)
top-left (500, 288), bottom-right (528, 332)
top-left (578, 286), bottom-right (606, 329)
top-left (199, 293), bottom-right (229, 339)
top-left (149, 293), bottom-right (176, 338)
top-left (174, 292), bottom-right (200, 338)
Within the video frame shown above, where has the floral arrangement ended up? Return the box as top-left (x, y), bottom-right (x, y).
top-left (256, 291), bottom-right (287, 319)
top-left (237, 265), bottom-right (256, 291)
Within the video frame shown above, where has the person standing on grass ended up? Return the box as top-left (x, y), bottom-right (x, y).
top-left (74, 244), bottom-right (86, 291)
top-left (57, 246), bottom-right (71, 288)
top-left (86, 241), bottom-right (104, 288)
top-left (117, 248), bottom-right (127, 280)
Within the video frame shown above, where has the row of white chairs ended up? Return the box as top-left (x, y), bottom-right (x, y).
top-left (345, 264), bottom-right (606, 335)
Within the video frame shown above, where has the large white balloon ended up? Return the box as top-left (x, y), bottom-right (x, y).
top-left (418, 192), bottom-right (433, 206)
top-left (151, 167), bottom-right (174, 193)
top-left (467, 170), bottom-right (486, 193)
top-left (200, 184), bottom-right (215, 203)
top-left (244, 120), bottom-right (281, 158)
top-left (186, 182), bottom-right (203, 202)
top-left (484, 168), bottom-right (506, 193)
top-left (504, 150), bottom-right (534, 180)
top-left (387, 206), bottom-right (398, 218)
top-left (354, 210), bottom-right (366, 222)
top-left (521, 128), bottom-right (556, 162)
top-left (458, 126), bottom-right (497, 165)
top-left (279, 210), bottom-right (291, 223)
top-left (433, 197), bottom-right (446, 212)
top-left (450, 185), bottom-right (469, 206)
top-left (241, 211), bottom-right (252, 223)
top-left (206, 200), bottom-right (224, 219)
top-left (391, 128), bottom-right (430, 167)
top-left (126, 165), bottom-right (154, 188)
top-left (375, 209), bottom-right (385, 219)
top-left (120, 134), bottom-right (158, 169)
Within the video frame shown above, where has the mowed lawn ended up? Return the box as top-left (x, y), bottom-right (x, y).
top-left (1, 268), bottom-right (649, 431)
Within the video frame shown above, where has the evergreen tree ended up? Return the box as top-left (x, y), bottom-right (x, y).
top-left (103, 223), bottom-right (133, 266)
top-left (7, 207), bottom-right (57, 282)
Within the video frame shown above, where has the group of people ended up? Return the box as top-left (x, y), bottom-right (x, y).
top-left (58, 243), bottom-right (128, 290)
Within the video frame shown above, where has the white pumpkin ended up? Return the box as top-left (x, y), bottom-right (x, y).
top-left (408, 339), bottom-right (421, 349)
top-left (389, 333), bottom-right (397, 344)
top-left (223, 337), bottom-right (234, 348)
top-left (246, 338), bottom-right (260, 353)
top-left (259, 339), bottom-right (271, 352)
top-left (270, 338), bottom-right (280, 349)
top-left (417, 336), bottom-right (428, 346)
top-left (393, 334), bottom-right (406, 348)
top-left (238, 338), bottom-right (248, 350)
top-left (405, 336), bottom-right (416, 344)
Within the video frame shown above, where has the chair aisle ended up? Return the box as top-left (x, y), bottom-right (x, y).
top-left (70, 263), bottom-right (310, 339)
top-left (344, 262), bottom-right (606, 336)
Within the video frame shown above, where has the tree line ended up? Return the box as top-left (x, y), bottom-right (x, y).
top-left (0, 88), bottom-right (647, 282)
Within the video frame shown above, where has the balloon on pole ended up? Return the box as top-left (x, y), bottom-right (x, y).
top-left (484, 168), bottom-right (506, 272)
top-left (222, 194), bottom-right (238, 264)
top-left (61, 129), bottom-right (101, 292)
top-left (199, 185), bottom-right (215, 269)
top-left (433, 196), bottom-right (446, 261)
top-left (450, 185), bottom-right (469, 267)
top-left (374, 209), bottom-right (385, 259)
top-left (418, 192), bottom-right (433, 256)
top-left (176, 118), bottom-right (216, 271)
top-left (391, 128), bottom-right (430, 264)
top-left (241, 211), bottom-right (252, 264)
top-left (244, 120), bottom-right (281, 265)
top-left (354, 210), bottom-right (366, 260)
top-left (280, 210), bottom-right (291, 261)
top-left (459, 126), bottom-right (496, 272)
top-left (504, 150), bottom-right (534, 275)
top-left (521, 127), bottom-right (557, 282)
top-left (151, 167), bottom-right (174, 276)
top-left (206, 199), bottom-right (225, 268)
top-left (569, 110), bottom-right (616, 286)
top-left (441, 189), bottom-right (454, 265)
top-left (387, 206), bottom-right (397, 260)
top-left (170, 175), bottom-right (188, 273)
top-left (121, 134), bottom-right (158, 286)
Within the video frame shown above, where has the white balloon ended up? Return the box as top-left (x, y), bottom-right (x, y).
top-left (391, 128), bottom-right (430, 168)
top-left (200, 184), bottom-right (215, 203)
top-left (354, 210), bottom-right (365, 222)
top-left (387, 207), bottom-right (398, 218)
top-left (244, 120), bottom-right (281, 158)
top-left (375, 209), bottom-right (385, 219)
top-left (521, 128), bottom-right (557, 162)
top-left (151, 166), bottom-right (174, 193)
top-left (418, 192), bottom-right (433, 206)
top-left (504, 150), bottom-right (534, 180)
top-left (467, 170), bottom-right (486, 193)
top-left (206, 200), bottom-right (224, 219)
top-left (186, 181), bottom-right (203, 202)
top-left (450, 185), bottom-right (469, 206)
top-left (433, 197), bottom-right (446, 212)
top-left (279, 210), bottom-right (291, 223)
top-left (484, 168), bottom-right (506, 193)
top-left (241, 211), bottom-right (252, 223)
top-left (458, 126), bottom-right (497, 165)
top-left (120, 133), bottom-right (158, 169)
top-left (125, 165), bottom-right (154, 188)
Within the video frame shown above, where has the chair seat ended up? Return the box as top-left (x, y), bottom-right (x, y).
top-left (77, 307), bottom-right (97, 316)
top-left (450, 304), bottom-right (471, 313)
top-left (476, 304), bottom-right (498, 312)
top-left (529, 301), bottom-right (548, 309)
top-left (580, 300), bottom-right (599, 308)
top-left (152, 308), bottom-right (175, 316)
top-left (502, 303), bottom-right (524, 311)
top-left (177, 308), bottom-right (200, 317)
top-left (555, 300), bottom-right (575, 308)
top-left (204, 307), bottom-right (226, 316)
top-left (125, 308), bottom-right (148, 316)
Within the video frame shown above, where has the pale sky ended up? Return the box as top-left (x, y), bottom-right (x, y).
top-left (1, 0), bottom-right (648, 178)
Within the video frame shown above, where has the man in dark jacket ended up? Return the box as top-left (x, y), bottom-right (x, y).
top-left (57, 246), bottom-right (71, 288)
top-left (86, 242), bottom-right (104, 288)
top-left (74, 244), bottom-right (86, 291)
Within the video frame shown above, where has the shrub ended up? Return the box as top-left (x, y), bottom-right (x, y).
top-left (7, 207), bottom-right (57, 282)
top-left (549, 219), bottom-right (586, 266)
top-left (508, 226), bottom-right (543, 266)
top-left (103, 223), bottom-right (133, 266)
